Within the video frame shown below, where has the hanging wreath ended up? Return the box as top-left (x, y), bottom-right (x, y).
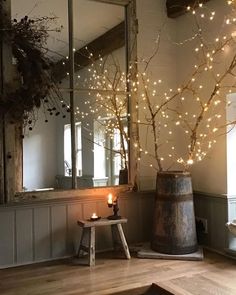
top-left (0, 13), bottom-right (70, 130)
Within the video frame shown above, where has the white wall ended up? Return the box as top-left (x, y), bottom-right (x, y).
top-left (23, 109), bottom-right (58, 191)
top-left (175, 0), bottom-right (234, 195)
top-left (136, 0), bottom-right (178, 190)
top-left (136, 0), bottom-right (235, 195)
top-left (227, 93), bottom-right (236, 196)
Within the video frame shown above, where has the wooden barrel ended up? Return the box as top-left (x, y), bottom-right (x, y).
top-left (151, 171), bottom-right (198, 254)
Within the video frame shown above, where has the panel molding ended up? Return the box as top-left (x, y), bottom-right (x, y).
top-left (2, 190), bottom-right (231, 268)
top-left (0, 191), bottom-right (155, 269)
top-left (194, 192), bottom-right (229, 253)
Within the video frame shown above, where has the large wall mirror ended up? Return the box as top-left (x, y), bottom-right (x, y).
top-left (10, 0), bottom-right (136, 193)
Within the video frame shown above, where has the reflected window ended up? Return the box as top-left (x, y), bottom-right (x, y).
top-left (112, 126), bottom-right (128, 184)
top-left (94, 119), bottom-right (127, 186)
top-left (64, 122), bottom-right (82, 177)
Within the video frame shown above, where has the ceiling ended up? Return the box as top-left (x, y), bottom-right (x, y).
top-left (11, 0), bottom-right (124, 58)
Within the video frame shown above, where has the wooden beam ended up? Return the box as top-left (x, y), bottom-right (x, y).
top-left (4, 118), bottom-right (23, 199)
top-left (0, 0), bottom-right (23, 202)
top-left (0, 118), bottom-right (4, 203)
top-left (52, 21), bottom-right (125, 82)
top-left (166, 0), bottom-right (210, 18)
top-left (0, 2), bottom-right (5, 202)
top-left (0, 0), bottom-right (12, 203)
top-left (125, 1), bottom-right (139, 189)
top-left (89, 0), bottom-right (130, 5)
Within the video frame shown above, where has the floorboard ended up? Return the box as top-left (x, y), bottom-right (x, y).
top-left (0, 249), bottom-right (236, 295)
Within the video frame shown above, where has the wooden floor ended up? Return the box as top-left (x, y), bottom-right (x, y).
top-left (1, 249), bottom-right (236, 295)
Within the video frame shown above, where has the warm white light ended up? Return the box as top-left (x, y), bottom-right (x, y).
top-left (187, 159), bottom-right (194, 165)
top-left (91, 213), bottom-right (98, 219)
top-left (107, 194), bottom-right (113, 206)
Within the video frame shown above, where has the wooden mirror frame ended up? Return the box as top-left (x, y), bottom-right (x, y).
top-left (0, 0), bottom-right (138, 203)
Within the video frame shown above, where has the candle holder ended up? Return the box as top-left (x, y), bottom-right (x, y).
top-left (107, 196), bottom-right (121, 220)
top-left (90, 213), bottom-right (101, 221)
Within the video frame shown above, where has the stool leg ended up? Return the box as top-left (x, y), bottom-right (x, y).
top-left (89, 226), bottom-right (95, 266)
top-left (77, 227), bottom-right (89, 258)
top-left (117, 224), bottom-right (131, 259)
top-left (111, 224), bottom-right (131, 259)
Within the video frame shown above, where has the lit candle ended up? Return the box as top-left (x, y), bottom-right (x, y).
top-left (107, 193), bottom-right (113, 207)
top-left (91, 213), bottom-right (98, 220)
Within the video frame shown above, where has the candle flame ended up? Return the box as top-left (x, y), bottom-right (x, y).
top-left (107, 193), bottom-right (113, 205)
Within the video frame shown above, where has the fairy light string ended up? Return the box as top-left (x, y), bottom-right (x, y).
top-left (131, 0), bottom-right (236, 171)
top-left (57, 1), bottom-right (236, 173)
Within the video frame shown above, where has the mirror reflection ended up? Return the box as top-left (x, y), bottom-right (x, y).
top-left (12, 0), bottom-right (127, 192)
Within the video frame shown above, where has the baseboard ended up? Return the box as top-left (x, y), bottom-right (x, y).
top-left (203, 245), bottom-right (236, 261)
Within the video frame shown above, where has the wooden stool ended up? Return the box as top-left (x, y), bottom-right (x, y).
top-left (76, 218), bottom-right (131, 266)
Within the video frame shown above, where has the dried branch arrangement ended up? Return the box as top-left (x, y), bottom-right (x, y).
top-left (132, 0), bottom-right (236, 172)
top-left (0, 10), bottom-right (69, 131)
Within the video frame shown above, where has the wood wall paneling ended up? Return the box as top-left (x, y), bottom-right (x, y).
top-left (34, 207), bottom-right (51, 261)
top-left (194, 194), bottom-right (211, 246)
top-left (83, 202), bottom-right (97, 220)
top-left (0, 211), bottom-right (15, 266)
top-left (97, 201), bottom-right (114, 251)
top-left (0, 192), bottom-right (232, 269)
top-left (15, 209), bottom-right (33, 264)
top-left (124, 197), bottom-right (142, 244)
top-left (141, 194), bottom-right (155, 242)
top-left (117, 197), bottom-right (128, 238)
top-left (96, 200), bottom-right (112, 251)
top-left (227, 198), bottom-right (236, 250)
top-left (67, 203), bottom-right (83, 254)
top-left (51, 205), bottom-right (67, 258)
top-left (194, 193), bottom-right (228, 252)
top-left (209, 198), bottom-right (228, 251)
top-left (0, 193), bottom-right (156, 268)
